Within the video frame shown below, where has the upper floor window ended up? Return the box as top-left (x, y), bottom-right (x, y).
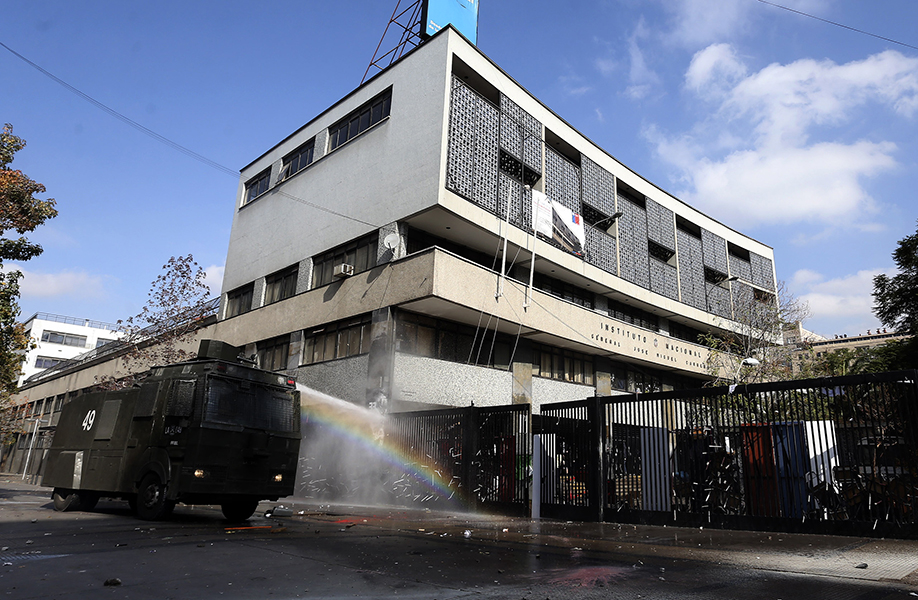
top-left (35, 356), bottom-right (63, 369)
top-left (279, 139), bottom-right (315, 182)
top-left (303, 315), bottom-right (372, 365)
top-left (225, 283), bottom-right (254, 318)
top-left (40, 330), bottom-right (87, 348)
top-left (243, 168), bottom-right (271, 205)
top-left (96, 338), bottom-right (116, 348)
top-left (265, 265), bottom-right (299, 304)
top-left (311, 233), bottom-right (378, 288)
top-left (328, 90), bottom-right (391, 152)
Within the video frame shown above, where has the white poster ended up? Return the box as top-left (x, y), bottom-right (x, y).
top-left (531, 190), bottom-right (553, 238)
top-left (531, 190), bottom-right (585, 256)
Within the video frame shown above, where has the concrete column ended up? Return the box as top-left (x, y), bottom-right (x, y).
top-left (377, 221), bottom-right (408, 264)
top-left (366, 307), bottom-right (395, 411)
top-left (511, 338), bottom-right (532, 406)
top-left (296, 257), bottom-right (314, 294)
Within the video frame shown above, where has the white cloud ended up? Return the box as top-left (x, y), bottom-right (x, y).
top-left (625, 19), bottom-right (662, 100)
top-left (203, 264), bottom-right (224, 298)
top-left (2, 263), bottom-right (107, 299)
top-left (791, 268), bottom-right (892, 336)
top-left (662, 0), bottom-right (834, 49)
top-left (685, 43), bottom-right (747, 98)
top-left (650, 47), bottom-right (918, 229)
top-left (664, 0), bottom-right (751, 48)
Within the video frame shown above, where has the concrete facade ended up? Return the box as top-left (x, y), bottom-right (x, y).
top-left (213, 26), bottom-right (777, 413)
top-left (17, 313), bottom-right (121, 386)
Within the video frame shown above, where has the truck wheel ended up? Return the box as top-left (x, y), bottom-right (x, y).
top-left (52, 488), bottom-right (82, 512)
top-left (78, 491), bottom-right (100, 511)
top-left (135, 473), bottom-right (173, 520)
top-left (221, 498), bottom-right (260, 522)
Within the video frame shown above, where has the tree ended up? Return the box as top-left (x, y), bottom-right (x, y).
top-left (0, 124), bottom-right (58, 443)
top-left (96, 255), bottom-right (213, 389)
top-left (702, 280), bottom-right (811, 384)
top-left (872, 220), bottom-right (918, 370)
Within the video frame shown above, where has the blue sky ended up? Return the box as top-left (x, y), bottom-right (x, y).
top-left (3, 0), bottom-right (917, 338)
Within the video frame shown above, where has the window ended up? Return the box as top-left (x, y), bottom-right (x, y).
top-left (34, 356), bottom-right (62, 369)
top-left (40, 330), bottom-right (87, 347)
top-left (531, 273), bottom-right (593, 309)
top-left (396, 311), bottom-right (511, 369)
top-left (225, 283), bottom-right (254, 318)
top-left (311, 233), bottom-right (378, 288)
top-left (258, 336), bottom-right (290, 372)
top-left (265, 265), bottom-right (299, 304)
top-left (532, 343), bottom-right (594, 385)
top-left (303, 315), bottom-right (372, 365)
top-left (243, 168), bottom-right (271, 205)
top-left (96, 338), bottom-right (116, 348)
top-left (279, 139), bottom-right (315, 181)
top-left (328, 90), bottom-right (391, 152)
top-left (607, 300), bottom-right (659, 332)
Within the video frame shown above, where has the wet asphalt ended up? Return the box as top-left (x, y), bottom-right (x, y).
top-left (3, 475), bottom-right (918, 599)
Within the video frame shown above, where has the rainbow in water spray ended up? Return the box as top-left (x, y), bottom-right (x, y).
top-left (297, 384), bottom-right (463, 505)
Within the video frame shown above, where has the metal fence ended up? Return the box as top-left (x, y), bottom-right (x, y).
top-left (538, 370), bottom-right (918, 537)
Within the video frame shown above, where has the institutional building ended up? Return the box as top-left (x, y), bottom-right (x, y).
top-left (17, 313), bottom-right (120, 386)
top-left (206, 26), bottom-right (778, 412)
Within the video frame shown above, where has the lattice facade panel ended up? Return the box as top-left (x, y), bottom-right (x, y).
top-left (706, 283), bottom-right (733, 319)
top-left (446, 77), bottom-right (500, 215)
top-left (585, 227), bottom-right (618, 276)
top-left (500, 94), bottom-right (541, 172)
top-left (729, 254), bottom-right (753, 282)
top-left (650, 259), bottom-right (679, 300)
top-left (751, 252), bottom-right (776, 291)
top-left (701, 229), bottom-right (729, 273)
top-left (618, 195), bottom-right (650, 289)
top-left (545, 148), bottom-right (581, 214)
top-left (731, 281), bottom-right (756, 321)
top-left (446, 78), bottom-right (475, 200)
top-left (498, 172), bottom-right (532, 231)
top-left (677, 230), bottom-right (706, 311)
top-left (581, 155), bottom-right (616, 217)
top-left (646, 199), bottom-right (676, 252)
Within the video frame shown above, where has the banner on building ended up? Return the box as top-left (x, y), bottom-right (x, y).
top-left (531, 190), bottom-right (585, 257)
top-left (422, 0), bottom-right (479, 45)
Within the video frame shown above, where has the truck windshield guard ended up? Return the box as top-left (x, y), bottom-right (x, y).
top-left (203, 375), bottom-right (299, 433)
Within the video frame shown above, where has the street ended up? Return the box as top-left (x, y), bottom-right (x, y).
top-left (3, 478), bottom-right (918, 599)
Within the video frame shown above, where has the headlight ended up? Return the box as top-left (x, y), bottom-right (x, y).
top-left (194, 469), bottom-right (207, 479)
top-left (274, 474), bottom-right (283, 483)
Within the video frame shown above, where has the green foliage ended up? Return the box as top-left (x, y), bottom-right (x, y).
top-left (871, 220), bottom-right (918, 370)
top-left (0, 124), bottom-right (57, 443)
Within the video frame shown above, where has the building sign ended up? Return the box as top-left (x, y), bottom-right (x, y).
top-left (422, 0), bottom-right (479, 45)
top-left (590, 316), bottom-right (710, 374)
top-left (531, 190), bottom-right (585, 256)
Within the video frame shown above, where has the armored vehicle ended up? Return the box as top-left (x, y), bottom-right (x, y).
top-left (42, 340), bottom-right (301, 521)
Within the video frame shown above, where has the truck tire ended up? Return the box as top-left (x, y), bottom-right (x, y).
top-left (135, 473), bottom-right (175, 520)
top-left (221, 498), bottom-right (260, 522)
top-left (52, 488), bottom-right (82, 511)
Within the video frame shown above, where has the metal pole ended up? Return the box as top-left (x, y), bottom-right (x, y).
top-left (497, 182), bottom-right (513, 299)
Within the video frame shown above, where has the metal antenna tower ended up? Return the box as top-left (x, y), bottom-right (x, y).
top-left (362, 0), bottom-right (425, 84)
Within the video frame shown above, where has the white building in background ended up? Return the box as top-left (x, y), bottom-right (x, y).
top-left (18, 313), bottom-right (121, 386)
top-left (208, 26), bottom-right (779, 412)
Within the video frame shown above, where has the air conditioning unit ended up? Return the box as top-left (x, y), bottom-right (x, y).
top-left (333, 263), bottom-right (355, 278)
